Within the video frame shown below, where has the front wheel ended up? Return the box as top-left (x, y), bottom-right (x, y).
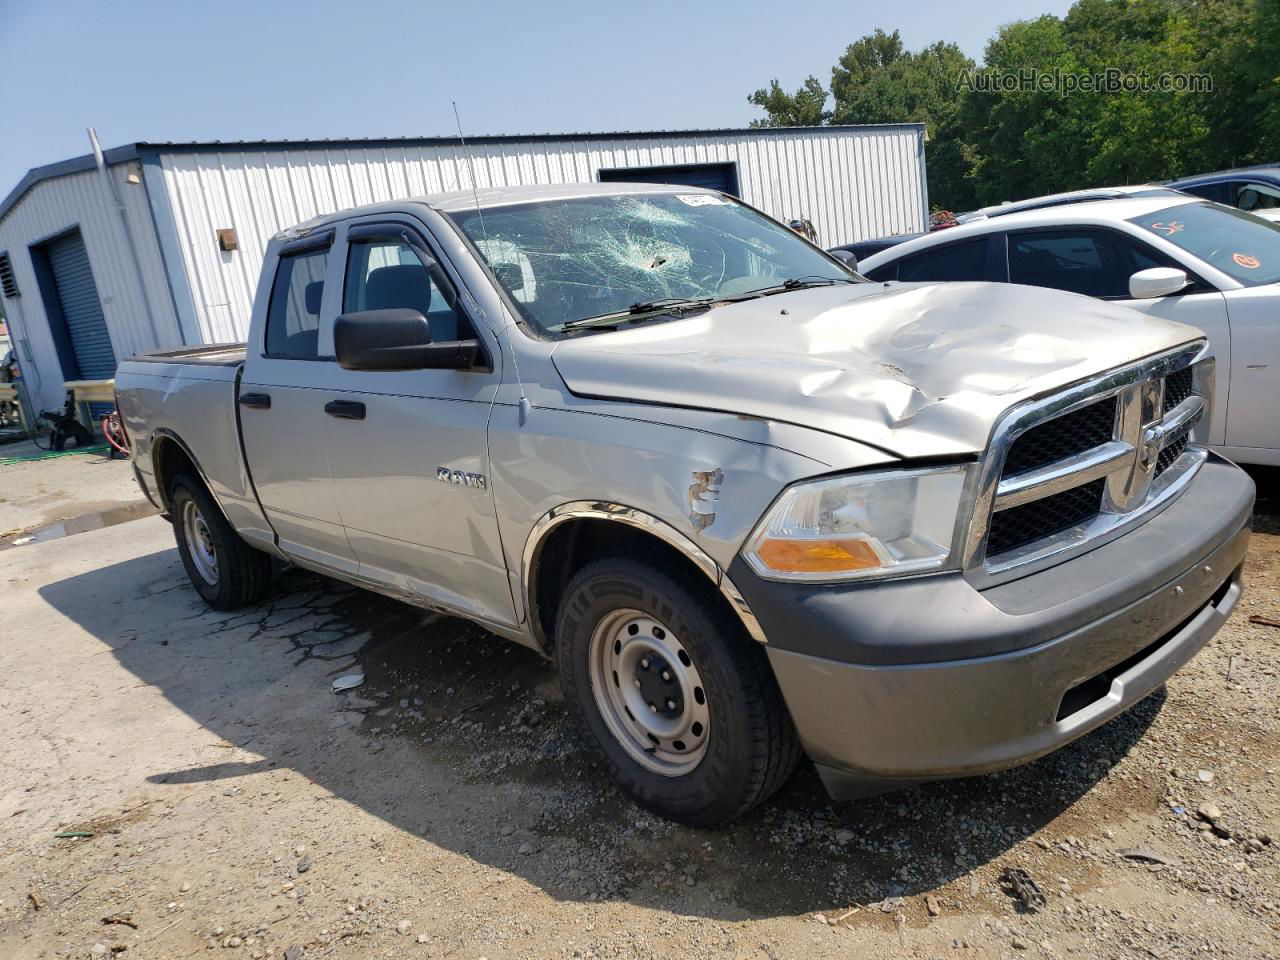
top-left (170, 474), bottom-right (272, 610)
top-left (556, 557), bottom-right (801, 826)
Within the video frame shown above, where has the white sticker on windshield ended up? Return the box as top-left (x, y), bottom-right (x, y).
top-left (676, 194), bottom-right (730, 206)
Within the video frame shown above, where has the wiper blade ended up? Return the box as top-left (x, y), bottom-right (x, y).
top-left (562, 297), bottom-right (717, 331)
top-left (723, 276), bottom-right (858, 302)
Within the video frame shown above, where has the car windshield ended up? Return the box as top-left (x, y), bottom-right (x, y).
top-left (1128, 201), bottom-right (1280, 286)
top-left (446, 192), bottom-right (856, 334)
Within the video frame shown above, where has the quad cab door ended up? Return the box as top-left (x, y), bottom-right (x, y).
top-left (320, 216), bottom-right (516, 631)
top-left (238, 230), bottom-right (359, 574)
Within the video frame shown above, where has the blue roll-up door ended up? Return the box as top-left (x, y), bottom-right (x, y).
top-left (598, 162), bottom-right (739, 196)
top-left (46, 231), bottom-right (116, 382)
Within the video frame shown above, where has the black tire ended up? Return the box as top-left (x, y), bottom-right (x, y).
top-left (169, 473), bottom-right (272, 610)
top-left (556, 556), bottom-right (802, 826)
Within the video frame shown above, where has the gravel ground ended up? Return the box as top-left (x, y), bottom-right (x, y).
top-left (0, 457), bottom-right (1276, 960)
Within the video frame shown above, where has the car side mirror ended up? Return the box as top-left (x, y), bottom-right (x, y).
top-left (1128, 267), bottom-right (1190, 299)
top-left (830, 249), bottom-right (859, 272)
top-left (493, 262), bottom-right (525, 293)
top-left (334, 309), bottom-right (482, 371)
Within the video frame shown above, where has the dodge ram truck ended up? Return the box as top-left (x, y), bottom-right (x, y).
top-left (115, 183), bottom-right (1254, 826)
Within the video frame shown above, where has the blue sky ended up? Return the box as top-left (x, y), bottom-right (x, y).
top-left (3, 0), bottom-right (1072, 194)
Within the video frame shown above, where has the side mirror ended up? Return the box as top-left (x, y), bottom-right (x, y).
top-left (1128, 267), bottom-right (1190, 299)
top-left (334, 309), bottom-right (481, 371)
top-left (830, 249), bottom-right (859, 272)
top-left (493, 262), bottom-right (525, 293)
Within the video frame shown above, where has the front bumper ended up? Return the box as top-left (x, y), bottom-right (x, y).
top-left (734, 456), bottom-right (1253, 800)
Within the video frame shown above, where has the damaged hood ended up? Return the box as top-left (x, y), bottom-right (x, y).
top-left (551, 281), bottom-right (1204, 460)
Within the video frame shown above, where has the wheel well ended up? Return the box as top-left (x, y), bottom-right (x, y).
top-left (528, 518), bottom-right (736, 652)
top-left (152, 436), bottom-right (202, 511)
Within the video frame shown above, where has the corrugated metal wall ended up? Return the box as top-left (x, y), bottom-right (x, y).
top-left (158, 128), bottom-right (926, 344)
top-left (0, 166), bottom-right (181, 409)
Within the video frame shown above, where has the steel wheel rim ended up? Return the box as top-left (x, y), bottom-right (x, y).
top-left (182, 499), bottom-right (219, 586)
top-left (588, 608), bottom-right (710, 776)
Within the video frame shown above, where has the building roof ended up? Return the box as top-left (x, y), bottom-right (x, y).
top-left (1, 123), bottom-right (926, 224)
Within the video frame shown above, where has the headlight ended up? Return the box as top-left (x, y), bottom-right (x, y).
top-left (743, 465), bottom-right (970, 582)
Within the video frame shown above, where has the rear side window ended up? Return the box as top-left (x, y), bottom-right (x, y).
top-left (265, 248), bottom-right (328, 359)
top-left (897, 239), bottom-right (988, 282)
top-left (343, 239), bottom-right (472, 343)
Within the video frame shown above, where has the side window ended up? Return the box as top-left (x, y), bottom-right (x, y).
top-left (897, 239), bottom-right (987, 282)
top-left (865, 262), bottom-right (898, 281)
top-left (1235, 181), bottom-right (1280, 211)
top-left (1179, 181), bottom-right (1230, 204)
top-left (264, 248), bottom-right (329, 359)
top-left (343, 238), bottom-right (472, 343)
top-left (1008, 230), bottom-right (1129, 298)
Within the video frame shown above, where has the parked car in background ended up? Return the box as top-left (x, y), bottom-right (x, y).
top-left (115, 184), bottom-right (1252, 826)
top-left (1167, 165), bottom-right (1280, 213)
top-left (953, 185), bottom-right (1187, 225)
top-left (829, 231), bottom-right (922, 263)
top-left (859, 196), bottom-right (1280, 466)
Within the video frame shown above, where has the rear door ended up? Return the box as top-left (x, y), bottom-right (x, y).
top-left (238, 232), bottom-right (359, 574)
top-left (320, 217), bottom-right (516, 630)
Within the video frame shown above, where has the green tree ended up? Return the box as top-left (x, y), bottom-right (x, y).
top-left (829, 33), bottom-right (976, 209)
top-left (747, 77), bottom-right (830, 127)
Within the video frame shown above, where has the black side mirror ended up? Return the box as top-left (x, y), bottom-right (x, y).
top-left (830, 249), bottom-right (859, 272)
top-left (493, 262), bottom-right (525, 293)
top-left (334, 309), bottom-right (482, 371)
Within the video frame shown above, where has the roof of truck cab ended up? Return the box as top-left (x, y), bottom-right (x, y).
top-left (278, 182), bottom-right (719, 238)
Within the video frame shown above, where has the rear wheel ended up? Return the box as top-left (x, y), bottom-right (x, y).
top-left (169, 473), bottom-right (272, 610)
top-left (556, 556), bottom-right (801, 826)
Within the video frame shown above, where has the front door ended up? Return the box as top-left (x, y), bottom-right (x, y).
top-left (320, 218), bottom-right (516, 631)
top-left (1220, 286), bottom-right (1280, 454)
top-left (238, 232), bottom-right (359, 575)
top-left (1004, 227), bottom-right (1234, 446)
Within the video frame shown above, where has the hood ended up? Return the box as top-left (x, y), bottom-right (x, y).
top-left (551, 281), bottom-right (1203, 460)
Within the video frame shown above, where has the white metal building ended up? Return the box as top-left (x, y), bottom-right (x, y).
top-left (0, 124), bottom-right (928, 409)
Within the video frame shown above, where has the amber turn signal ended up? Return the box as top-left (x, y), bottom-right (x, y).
top-left (755, 537), bottom-right (881, 574)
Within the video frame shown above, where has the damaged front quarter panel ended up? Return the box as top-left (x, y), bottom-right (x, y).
top-left (688, 468), bottom-right (724, 530)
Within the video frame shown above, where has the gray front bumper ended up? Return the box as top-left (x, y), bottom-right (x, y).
top-left (746, 457), bottom-right (1253, 800)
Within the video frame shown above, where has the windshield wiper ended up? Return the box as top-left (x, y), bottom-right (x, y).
top-left (741, 276), bottom-right (858, 299)
top-left (562, 297), bottom-right (718, 331)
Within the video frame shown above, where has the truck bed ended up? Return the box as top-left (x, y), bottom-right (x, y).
top-left (128, 343), bottom-right (247, 367)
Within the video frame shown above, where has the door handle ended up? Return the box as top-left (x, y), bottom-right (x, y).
top-left (238, 392), bottom-right (271, 409)
top-left (324, 400), bottom-right (366, 420)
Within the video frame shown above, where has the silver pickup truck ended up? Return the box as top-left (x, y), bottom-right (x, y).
top-left (115, 183), bottom-right (1254, 826)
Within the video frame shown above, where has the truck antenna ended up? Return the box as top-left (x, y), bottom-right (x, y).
top-left (452, 101), bottom-right (531, 425)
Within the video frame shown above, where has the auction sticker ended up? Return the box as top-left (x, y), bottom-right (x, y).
top-left (676, 194), bottom-right (730, 206)
top-left (1233, 253), bottom-right (1261, 269)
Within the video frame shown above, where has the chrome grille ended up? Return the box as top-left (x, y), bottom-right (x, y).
top-left (1002, 397), bottom-right (1117, 477)
top-left (966, 343), bottom-right (1211, 584)
top-left (986, 479), bottom-right (1106, 557)
top-left (1163, 367), bottom-right (1193, 413)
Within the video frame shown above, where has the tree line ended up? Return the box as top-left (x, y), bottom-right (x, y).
top-left (749, 0), bottom-right (1279, 212)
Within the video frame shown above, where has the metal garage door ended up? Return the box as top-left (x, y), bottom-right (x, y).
top-left (598, 162), bottom-right (740, 196)
top-left (46, 230), bottom-right (115, 381)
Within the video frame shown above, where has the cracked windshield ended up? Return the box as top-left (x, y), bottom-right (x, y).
top-left (447, 192), bottom-right (855, 334)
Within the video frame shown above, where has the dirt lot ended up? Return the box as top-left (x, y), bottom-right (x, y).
top-left (1, 449), bottom-right (1278, 959)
